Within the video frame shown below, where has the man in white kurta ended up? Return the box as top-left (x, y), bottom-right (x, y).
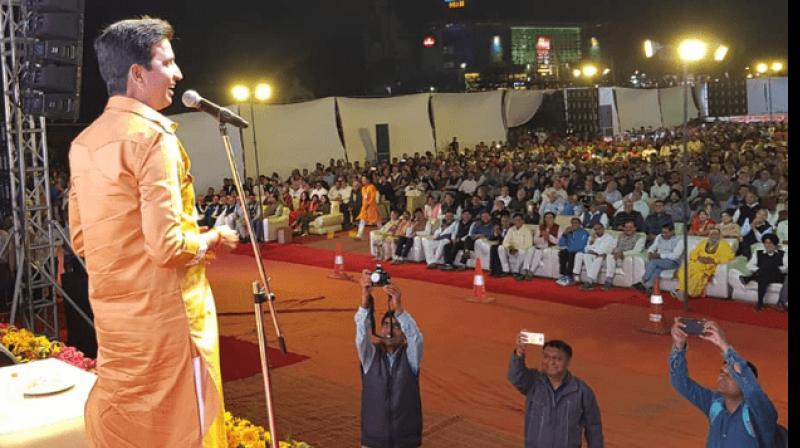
top-left (573, 224), bottom-right (617, 289)
top-left (498, 213), bottom-right (534, 278)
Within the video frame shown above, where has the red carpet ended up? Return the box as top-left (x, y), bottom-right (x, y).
top-left (233, 243), bottom-right (788, 330)
top-left (219, 335), bottom-right (309, 382)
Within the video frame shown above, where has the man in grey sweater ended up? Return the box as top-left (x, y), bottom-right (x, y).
top-left (507, 335), bottom-right (604, 448)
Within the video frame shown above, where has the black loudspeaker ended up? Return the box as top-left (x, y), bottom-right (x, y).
top-left (62, 269), bottom-right (97, 358)
top-left (376, 123), bottom-right (390, 164)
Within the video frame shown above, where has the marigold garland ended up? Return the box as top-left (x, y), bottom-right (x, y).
top-left (224, 412), bottom-right (312, 448)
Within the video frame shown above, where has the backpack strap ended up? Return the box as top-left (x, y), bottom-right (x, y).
top-left (741, 404), bottom-right (756, 438)
top-left (708, 399), bottom-right (724, 423)
top-left (709, 400), bottom-right (756, 440)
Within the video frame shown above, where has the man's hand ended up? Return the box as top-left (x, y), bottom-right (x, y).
top-left (515, 331), bottom-right (527, 357)
top-left (204, 225), bottom-right (238, 252)
top-left (699, 320), bottom-right (731, 354)
top-left (671, 317), bottom-right (689, 350)
top-left (360, 269), bottom-right (373, 308)
top-left (384, 283), bottom-right (403, 314)
top-left (648, 252), bottom-right (660, 260)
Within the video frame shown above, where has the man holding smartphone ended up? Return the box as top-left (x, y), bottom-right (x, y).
top-left (356, 271), bottom-right (423, 448)
top-left (507, 334), bottom-right (604, 447)
top-left (669, 318), bottom-right (781, 447)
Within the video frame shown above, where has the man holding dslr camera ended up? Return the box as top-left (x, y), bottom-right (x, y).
top-left (356, 267), bottom-right (423, 448)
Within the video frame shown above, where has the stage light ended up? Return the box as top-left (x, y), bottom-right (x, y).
top-left (771, 62), bottom-right (783, 73)
top-left (460, 62), bottom-right (467, 69)
top-left (713, 45), bottom-right (728, 61)
top-left (644, 40), bottom-right (654, 58)
top-left (572, 69), bottom-right (581, 78)
top-left (678, 39), bottom-right (707, 62)
top-left (581, 64), bottom-right (598, 78)
top-left (755, 63), bottom-right (768, 74)
top-left (254, 83), bottom-right (272, 101)
top-left (602, 68), bottom-right (611, 75)
top-left (231, 85), bottom-right (250, 102)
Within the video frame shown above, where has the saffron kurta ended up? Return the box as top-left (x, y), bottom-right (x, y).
top-left (69, 96), bottom-right (226, 447)
top-left (358, 183), bottom-right (380, 225)
top-left (676, 239), bottom-right (735, 297)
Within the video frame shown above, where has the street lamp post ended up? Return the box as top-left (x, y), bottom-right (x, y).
top-left (232, 83), bottom-right (273, 207)
top-left (646, 37), bottom-right (727, 310)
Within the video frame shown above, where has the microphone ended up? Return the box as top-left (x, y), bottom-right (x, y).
top-left (181, 90), bottom-right (250, 128)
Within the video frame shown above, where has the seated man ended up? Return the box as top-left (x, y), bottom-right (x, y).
top-left (633, 223), bottom-right (684, 294)
top-left (612, 198), bottom-right (645, 232)
top-left (605, 220), bottom-right (645, 290)
top-left (441, 210), bottom-right (474, 271)
top-left (572, 223), bottom-right (616, 290)
top-left (669, 319), bottom-right (781, 447)
top-left (740, 233), bottom-right (787, 311)
top-left (422, 211), bottom-right (457, 269)
top-left (498, 213), bottom-right (535, 280)
top-left (462, 210), bottom-right (495, 265)
top-left (644, 200), bottom-right (674, 247)
top-left (555, 218), bottom-right (589, 286)
top-left (580, 202), bottom-right (609, 229)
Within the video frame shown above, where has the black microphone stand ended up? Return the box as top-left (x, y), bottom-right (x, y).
top-left (217, 122), bottom-right (284, 448)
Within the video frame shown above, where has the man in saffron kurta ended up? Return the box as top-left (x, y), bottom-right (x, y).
top-left (676, 228), bottom-right (735, 298)
top-left (69, 18), bottom-right (235, 447)
top-left (356, 176), bottom-right (381, 239)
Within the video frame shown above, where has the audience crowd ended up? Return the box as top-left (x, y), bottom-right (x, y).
top-left (195, 120), bottom-right (789, 311)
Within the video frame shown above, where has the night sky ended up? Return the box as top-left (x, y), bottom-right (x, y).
top-left (76, 0), bottom-right (787, 123)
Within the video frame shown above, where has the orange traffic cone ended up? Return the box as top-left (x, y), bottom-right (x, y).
top-left (328, 243), bottom-right (354, 281)
top-left (466, 258), bottom-right (495, 304)
top-left (640, 277), bottom-right (668, 335)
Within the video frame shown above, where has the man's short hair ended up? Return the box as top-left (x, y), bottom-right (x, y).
top-left (543, 340), bottom-right (573, 358)
top-left (662, 223), bottom-right (675, 231)
top-left (513, 212), bottom-right (524, 220)
top-left (94, 16), bottom-right (175, 96)
top-left (571, 217), bottom-right (581, 225)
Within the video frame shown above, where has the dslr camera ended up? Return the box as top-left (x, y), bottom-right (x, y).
top-left (369, 264), bottom-right (391, 286)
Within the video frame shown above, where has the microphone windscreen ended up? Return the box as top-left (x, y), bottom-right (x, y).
top-left (182, 90), bottom-right (201, 108)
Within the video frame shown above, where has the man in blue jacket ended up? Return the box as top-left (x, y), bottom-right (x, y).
top-left (556, 217), bottom-right (589, 286)
top-left (669, 318), bottom-right (779, 448)
top-left (508, 336), bottom-right (603, 448)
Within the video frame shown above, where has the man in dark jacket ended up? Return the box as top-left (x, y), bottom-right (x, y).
top-left (356, 270), bottom-right (423, 448)
top-left (508, 336), bottom-right (604, 448)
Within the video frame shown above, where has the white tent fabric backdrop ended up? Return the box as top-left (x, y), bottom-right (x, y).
top-left (613, 87), bottom-right (663, 132)
top-left (336, 94), bottom-right (434, 162)
top-left (658, 86), bottom-right (699, 128)
top-left (171, 107), bottom-right (245, 194)
top-left (504, 90), bottom-right (550, 128)
top-left (240, 97), bottom-right (345, 179)
top-left (598, 87), bottom-right (621, 135)
top-left (431, 91), bottom-right (507, 150)
top-left (747, 77), bottom-right (788, 115)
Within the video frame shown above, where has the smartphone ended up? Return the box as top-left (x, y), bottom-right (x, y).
top-left (680, 318), bottom-right (706, 335)
top-left (520, 331), bottom-right (545, 346)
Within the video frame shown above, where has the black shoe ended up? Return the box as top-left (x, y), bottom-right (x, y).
top-left (427, 264), bottom-right (438, 270)
top-left (440, 264), bottom-right (455, 271)
top-left (632, 283), bottom-right (646, 293)
top-left (514, 274), bottom-right (525, 281)
top-left (776, 301), bottom-right (788, 312)
top-left (755, 304), bottom-right (764, 312)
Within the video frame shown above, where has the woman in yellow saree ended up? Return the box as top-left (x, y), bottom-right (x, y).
top-left (675, 228), bottom-right (735, 298)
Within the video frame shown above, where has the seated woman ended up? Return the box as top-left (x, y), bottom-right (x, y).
top-left (393, 208), bottom-right (428, 264)
top-left (688, 209), bottom-right (716, 236)
top-left (528, 212), bottom-right (560, 276)
top-left (674, 228), bottom-right (735, 299)
top-left (295, 194), bottom-right (326, 236)
top-left (295, 194), bottom-right (331, 236)
top-left (288, 191), bottom-right (311, 231)
top-left (715, 211), bottom-right (741, 241)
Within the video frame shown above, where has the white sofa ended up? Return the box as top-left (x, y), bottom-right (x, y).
top-left (574, 230), bottom-right (647, 287)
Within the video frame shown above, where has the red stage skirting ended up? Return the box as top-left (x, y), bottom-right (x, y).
top-left (219, 335), bottom-right (308, 382)
top-left (232, 243), bottom-right (788, 331)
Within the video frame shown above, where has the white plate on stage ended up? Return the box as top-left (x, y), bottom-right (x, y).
top-left (22, 375), bottom-right (75, 397)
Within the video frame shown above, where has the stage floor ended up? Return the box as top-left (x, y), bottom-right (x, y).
top-left (210, 246), bottom-right (788, 447)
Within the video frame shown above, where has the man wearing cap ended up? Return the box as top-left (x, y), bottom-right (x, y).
top-left (740, 233), bottom-right (787, 311)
